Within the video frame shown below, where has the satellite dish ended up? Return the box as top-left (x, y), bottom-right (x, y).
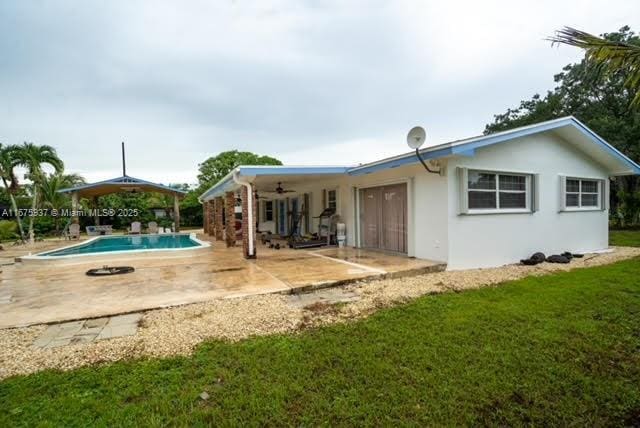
top-left (407, 126), bottom-right (426, 150)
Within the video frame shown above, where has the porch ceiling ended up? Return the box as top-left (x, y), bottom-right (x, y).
top-left (252, 174), bottom-right (344, 193)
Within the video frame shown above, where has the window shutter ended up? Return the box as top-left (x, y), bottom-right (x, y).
top-left (531, 174), bottom-right (540, 212)
top-left (457, 167), bottom-right (468, 214)
top-left (274, 201), bottom-right (279, 231)
top-left (559, 175), bottom-right (566, 212)
top-left (601, 179), bottom-right (609, 211)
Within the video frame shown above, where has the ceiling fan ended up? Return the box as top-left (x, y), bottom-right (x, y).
top-left (274, 182), bottom-right (295, 194)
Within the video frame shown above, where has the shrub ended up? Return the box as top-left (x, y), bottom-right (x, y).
top-left (0, 220), bottom-right (18, 241)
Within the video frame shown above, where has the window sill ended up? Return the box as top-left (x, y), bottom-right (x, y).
top-left (462, 209), bottom-right (532, 216)
top-left (560, 207), bottom-right (602, 212)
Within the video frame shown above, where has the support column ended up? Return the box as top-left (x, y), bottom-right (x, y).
top-left (224, 191), bottom-right (236, 247)
top-left (241, 184), bottom-right (257, 259)
top-left (207, 200), bottom-right (215, 236)
top-left (71, 192), bottom-right (79, 224)
top-left (92, 196), bottom-right (100, 226)
top-left (214, 197), bottom-right (224, 241)
top-left (174, 195), bottom-right (181, 232)
top-left (203, 202), bottom-right (209, 234)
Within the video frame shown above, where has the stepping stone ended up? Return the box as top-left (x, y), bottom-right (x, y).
top-left (84, 317), bottom-right (109, 328)
top-left (43, 337), bottom-right (73, 349)
top-left (288, 288), bottom-right (360, 309)
top-left (70, 333), bottom-right (98, 345)
top-left (108, 313), bottom-right (142, 326)
top-left (54, 321), bottom-right (84, 339)
top-left (97, 323), bottom-right (138, 340)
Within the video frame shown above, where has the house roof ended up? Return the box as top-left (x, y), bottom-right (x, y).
top-left (348, 116), bottom-right (640, 176)
top-left (59, 175), bottom-right (187, 198)
top-left (199, 116), bottom-right (640, 202)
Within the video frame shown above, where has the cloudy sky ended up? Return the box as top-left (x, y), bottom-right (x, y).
top-left (1, 1), bottom-right (637, 185)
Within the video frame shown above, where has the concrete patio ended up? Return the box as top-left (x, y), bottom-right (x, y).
top-left (0, 234), bottom-right (445, 328)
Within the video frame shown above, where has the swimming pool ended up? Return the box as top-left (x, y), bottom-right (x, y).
top-left (35, 233), bottom-right (208, 258)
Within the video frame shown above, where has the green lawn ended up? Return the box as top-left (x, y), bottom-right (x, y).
top-left (2, 259), bottom-right (640, 426)
top-left (610, 229), bottom-right (640, 247)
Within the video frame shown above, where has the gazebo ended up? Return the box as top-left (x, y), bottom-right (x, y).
top-left (59, 144), bottom-right (187, 231)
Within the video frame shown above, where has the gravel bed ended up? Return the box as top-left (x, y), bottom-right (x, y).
top-left (1, 247), bottom-right (639, 379)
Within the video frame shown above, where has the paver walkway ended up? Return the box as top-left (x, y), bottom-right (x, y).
top-left (32, 313), bottom-right (142, 348)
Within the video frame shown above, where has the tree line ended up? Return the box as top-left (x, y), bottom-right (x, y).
top-left (485, 26), bottom-right (640, 227)
top-left (0, 143), bottom-right (203, 243)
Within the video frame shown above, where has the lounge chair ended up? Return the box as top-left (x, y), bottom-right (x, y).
top-left (67, 223), bottom-right (81, 240)
top-left (147, 221), bottom-right (158, 234)
top-left (128, 221), bottom-right (141, 235)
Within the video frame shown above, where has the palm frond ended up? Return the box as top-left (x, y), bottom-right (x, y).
top-left (548, 27), bottom-right (640, 106)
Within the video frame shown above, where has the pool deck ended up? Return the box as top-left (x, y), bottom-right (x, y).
top-left (0, 233), bottom-right (445, 328)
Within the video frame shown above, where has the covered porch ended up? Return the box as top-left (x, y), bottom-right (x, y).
top-left (199, 166), bottom-right (357, 259)
top-left (199, 165), bottom-right (421, 261)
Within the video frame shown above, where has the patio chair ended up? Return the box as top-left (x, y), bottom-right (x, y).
top-left (128, 221), bottom-right (142, 235)
top-left (147, 221), bottom-right (158, 234)
top-left (67, 223), bottom-right (81, 240)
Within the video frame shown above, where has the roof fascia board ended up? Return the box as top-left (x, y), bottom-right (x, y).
top-left (238, 166), bottom-right (350, 175)
top-left (59, 176), bottom-right (187, 194)
top-left (568, 117), bottom-right (640, 174)
top-left (198, 168), bottom-right (239, 202)
top-left (347, 117), bottom-right (640, 176)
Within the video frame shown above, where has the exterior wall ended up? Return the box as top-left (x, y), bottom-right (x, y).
top-left (254, 164), bottom-right (449, 263)
top-left (344, 164), bottom-right (448, 263)
top-left (446, 133), bottom-right (609, 269)
top-left (224, 192), bottom-right (236, 247)
top-left (212, 130), bottom-right (612, 269)
top-left (214, 197), bottom-right (224, 240)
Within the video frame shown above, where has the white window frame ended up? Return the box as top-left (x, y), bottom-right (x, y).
top-left (560, 176), bottom-right (604, 212)
top-left (263, 200), bottom-right (274, 222)
top-left (460, 168), bottom-right (533, 215)
top-left (325, 188), bottom-right (338, 211)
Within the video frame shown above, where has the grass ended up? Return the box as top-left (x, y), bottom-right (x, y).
top-left (2, 259), bottom-right (640, 426)
top-left (610, 229), bottom-right (640, 247)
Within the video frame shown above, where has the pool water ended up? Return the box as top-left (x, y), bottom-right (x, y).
top-left (41, 234), bottom-right (202, 257)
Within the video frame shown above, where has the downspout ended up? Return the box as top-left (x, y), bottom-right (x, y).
top-left (232, 171), bottom-right (255, 257)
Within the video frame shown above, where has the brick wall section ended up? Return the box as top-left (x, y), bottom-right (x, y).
top-left (214, 197), bottom-right (224, 241)
top-left (241, 185), bottom-right (257, 259)
top-left (203, 202), bottom-right (209, 234)
top-left (225, 191), bottom-right (236, 247)
top-left (207, 200), bottom-right (215, 236)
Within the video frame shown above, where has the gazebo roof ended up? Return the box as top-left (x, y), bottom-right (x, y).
top-left (59, 175), bottom-right (187, 198)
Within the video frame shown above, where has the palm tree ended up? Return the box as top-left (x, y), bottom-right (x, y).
top-left (39, 173), bottom-right (85, 234)
top-left (549, 27), bottom-right (640, 106)
top-left (0, 143), bottom-right (26, 241)
top-left (14, 143), bottom-right (64, 243)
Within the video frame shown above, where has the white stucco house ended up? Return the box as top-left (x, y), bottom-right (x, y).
top-left (199, 117), bottom-right (640, 269)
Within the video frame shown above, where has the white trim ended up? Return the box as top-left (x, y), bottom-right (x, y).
top-left (407, 176), bottom-right (415, 257)
top-left (355, 178), bottom-right (412, 254)
top-left (23, 233), bottom-right (210, 260)
top-left (461, 169), bottom-right (533, 215)
top-left (559, 175), bottom-right (604, 212)
top-left (357, 176), bottom-right (413, 190)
